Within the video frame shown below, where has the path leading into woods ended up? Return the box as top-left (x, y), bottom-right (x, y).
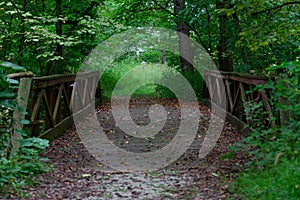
top-left (21, 98), bottom-right (246, 200)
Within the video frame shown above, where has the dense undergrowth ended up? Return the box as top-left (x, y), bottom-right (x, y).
top-left (230, 61), bottom-right (300, 199)
top-left (100, 53), bottom-right (203, 100)
top-left (0, 62), bottom-right (51, 197)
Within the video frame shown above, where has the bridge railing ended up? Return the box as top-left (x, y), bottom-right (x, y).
top-left (10, 71), bottom-right (101, 140)
top-left (203, 70), bottom-right (274, 133)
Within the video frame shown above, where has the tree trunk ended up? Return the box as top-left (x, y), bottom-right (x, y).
top-left (232, 11), bottom-right (248, 65)
top-left (2, 15), bottom-right (13, 61)
top-left (216, 0), bottom-right (233, 72)
top-left (55, 0), bottom-right (63, 58)
top-left (17, 0), bottom-right (27, 65)
top-left (160, 50), bottom-right (166, 64)
top-left (46, 0), bottom-right (63, 75)
top-left (173, 0), bottom-right (194, 73)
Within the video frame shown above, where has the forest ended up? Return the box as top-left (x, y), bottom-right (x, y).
top-left (0, 0), bottom-right (300, 199)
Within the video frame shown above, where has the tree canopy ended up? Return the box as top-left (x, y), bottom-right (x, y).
top-left (0, 0), bottom-right (299, 74)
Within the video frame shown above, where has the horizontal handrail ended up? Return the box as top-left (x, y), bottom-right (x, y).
top-left (203, 70), bottom-right (275, 131)
top-left (11, 71), bottom-right (101, 140)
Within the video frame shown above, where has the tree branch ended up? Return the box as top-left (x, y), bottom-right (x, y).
top-left (8, 0), bottom-right (24, 20)
top-left (186, 24), bottom-right (210, 54)
top-left (67, 1), bottom-right (100, 34)
top-left (152, 0), bottom-right (176, 17)
top-left (252, 1), bottom-right (300, 16)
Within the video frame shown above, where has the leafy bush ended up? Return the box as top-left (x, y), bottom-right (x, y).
top-left (155, 68), bottom-right (203, 100)
top-left (100, 59), bottom-right (162, 99)
top-left (0, 137), bottom-right (50, 197)
top-left (138, 49), bottom-right (161, 64)
top-left (0, 62), bottom-right (50, 197)
top-left (100, 58), bottom-right (203, 100)
top-left (231, 60), bottom-right (300, 199)
top-left (239, 61), bottom-right (300, 167)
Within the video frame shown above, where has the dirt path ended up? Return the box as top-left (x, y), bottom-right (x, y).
top-left (20, 98), bottom-right (246, 200)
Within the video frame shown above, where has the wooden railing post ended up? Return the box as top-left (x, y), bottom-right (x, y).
top-left (26, 71), bottom-right (100, 140)
top-left (276, 75), bottom-right (292, 126)
top-left (203, 70), bottom-right (273, 133)
top-left (9, 73), bottom-right (33, 157)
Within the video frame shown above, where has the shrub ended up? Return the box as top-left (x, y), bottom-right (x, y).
top-left (0, 62), bottom-right (50, 197)
top-left (231, 60), bottom-right (300, 199)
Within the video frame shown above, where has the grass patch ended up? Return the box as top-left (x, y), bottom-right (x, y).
top-left (231, 158), bottom-right (300, 200)
top-left (100, 59), bottom-right (165, 99)
top-left (100, 58), bottom-right (203, 100)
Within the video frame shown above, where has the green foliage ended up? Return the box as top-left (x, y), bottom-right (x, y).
top-left (231, 60), bottom-right (300, 199)
top-left (100, 53), bottom-right (203, 100)
top-left (0, 138), bottom-right (50, 197)
top-left (138, 50), bottom-right (161, 64)
top-left (0, 62), bottom-right (50, 197)
top-left (0, 62), bottom-right (25, 110)
top-left (100, 59), bottom-right (160, 100)
top-left (239, 61), bottom-right (300, 167)
top-left (155, 69), bottom-right (203, 100)
top-left (232, 159), bottom-right (300, 200)
top-left (0, 0), bottom-right (108, 75)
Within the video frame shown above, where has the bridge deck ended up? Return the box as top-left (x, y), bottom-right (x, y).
top-left (22, 98), bottom-right (246, 200)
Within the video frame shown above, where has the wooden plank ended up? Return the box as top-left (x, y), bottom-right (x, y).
top-left (41, 89), bottom-right (55, 127)
top-left (30, 89), bottom-right (43, 122)
top-left (276, 76), bottom-right (292, 126)
top-left (261, 90), bottom-right (275, 127)
top-left (231, 82), bottom-right (240, 114)
top-left (39, 115), bottom-right (74, 140)
top-left (215, 77), bottom-right (221, 105)
top-left (53, 83), bottom-right (64, 122)
top-left (32, 71), bottom-right (98, 89)
top-left (205, 70), bottom-right (269, 85)
top-left (203, 99), bottom-right (255, 135)
top-left (10, 77), bottom-right (32, 157)
top-left (7, 72), bottom-right (34, 79)
top-left (39, 101), bottom-right (95, 140)
top-left (32, 76), bottom-right (76, 89)
top-left (239, 82), bottom-right (247, 103)
top-left (206, 76), bottom-right (213, 102)
top-left (62, 84), bottom-right (72, 115)
top-left (82, 79), bottom-right (88, 107)
top-left (225, 80), bottom-right (234, 112)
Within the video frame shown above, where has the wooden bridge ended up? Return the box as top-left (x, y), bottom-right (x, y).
top-left (9, 70), bottom-right (279, 141)
top-left (7, 70), bottom-right (287, 199)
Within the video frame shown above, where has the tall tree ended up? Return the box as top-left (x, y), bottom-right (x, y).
top-left (173, 0), bottom-right (194, 72)
top-left (0, 0), bottom-right (103, 75)
top-left (216, 0), bottom-right (233, 71)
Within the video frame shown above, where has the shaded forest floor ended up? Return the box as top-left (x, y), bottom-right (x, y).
top-left (18, 98), bottom-right (247, 200)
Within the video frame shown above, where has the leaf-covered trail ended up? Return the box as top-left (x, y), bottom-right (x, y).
top-left (21, 98), bottom-right (246, 200)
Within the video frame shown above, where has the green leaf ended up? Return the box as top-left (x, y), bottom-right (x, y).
top-left (0, 90), bottom-right (15, 99)
top-left (19, 119), bottom-right (30, 125)
top-left (0, 62), bottom-right (25, 71)
top-left (6, 78), bottom-right (19, 85)
top-left (0, 99), bottom-right (16, 108)
top-left (228, 145), bottom-right (240, 151)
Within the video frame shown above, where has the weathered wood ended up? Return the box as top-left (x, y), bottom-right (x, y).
top-left (7, 71), bottom-right (34, 79)
top-left (225, 80), bottom-right (233, 112)
top-left (205, 70), bottom-right (268, 85)
top-left (53, 84), bottom-right (63, 123)
top-left (26, 71), bottom-right (101, 138)
top-left (203, 99), bottom-right (255, 135)
top-left (203, 70), bottom-right (277, 132)
top-left (39, 115), bottom-right (74, 141)
top-left (276, 76), bottom-right (292, 126)
top-left (260, 90), bottom-right (274, 127)
top-left (10, 77), bottom-right (32, 157)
